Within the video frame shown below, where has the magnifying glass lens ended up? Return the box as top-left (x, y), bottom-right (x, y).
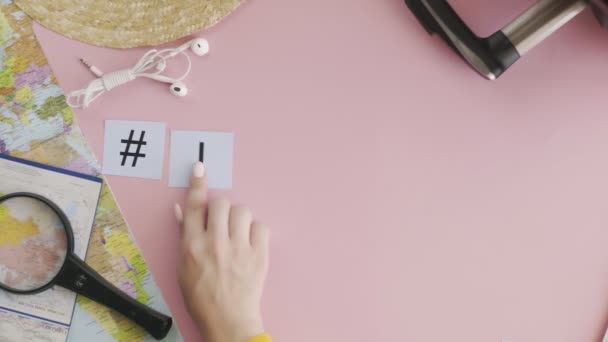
top-left (0, 196), bottom-right (68, 292)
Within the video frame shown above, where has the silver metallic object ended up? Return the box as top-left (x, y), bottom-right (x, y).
top-left (502, 0), bottom-right (588, 56)
top-left (406, 0), bottom-right (608, 79)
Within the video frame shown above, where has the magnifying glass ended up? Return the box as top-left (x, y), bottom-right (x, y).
top-left (0, 192), bottom-right (172, 340)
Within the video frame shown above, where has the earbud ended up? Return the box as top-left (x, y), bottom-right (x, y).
top-left (169, 37), bottom-right (210, 57)
top-left (190, 38), bottom-right (209, 56)
top-left (165, 37), bottom-right (207, 97)
top-left (164, 37), bottom-right (207, 97)
top-left (170, 82), bottom-right (188, 97)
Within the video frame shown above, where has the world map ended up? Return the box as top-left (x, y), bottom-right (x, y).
top-left (0, 1), bottom-right (181, 341)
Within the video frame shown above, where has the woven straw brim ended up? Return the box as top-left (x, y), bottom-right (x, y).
top-left (15, 0), bottom-right (244, 49)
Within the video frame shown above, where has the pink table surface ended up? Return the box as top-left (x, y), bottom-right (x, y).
top-left (32, 0), bottom-right (608, 341)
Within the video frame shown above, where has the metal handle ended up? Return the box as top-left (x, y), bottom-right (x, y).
top-left (405, 0), bottom-right (521, 80)
top-left (405, 0), bottom-right (589, 79)
top-left (502, 0), bottom-right (589, 56)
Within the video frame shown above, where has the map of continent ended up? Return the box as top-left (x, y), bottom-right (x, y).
top-left (0, 200), bottom-right (67, 291)
top-left (0, 1), bottom-right (180, 341)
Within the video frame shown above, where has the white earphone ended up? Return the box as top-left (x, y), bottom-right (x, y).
top-left (68, 37), bottom-right (209, 109)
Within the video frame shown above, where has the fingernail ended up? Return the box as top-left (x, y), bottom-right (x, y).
top-left (174, 203), bottom-right (183, 224)
top-left (193, 161), bottom-right (205, 178)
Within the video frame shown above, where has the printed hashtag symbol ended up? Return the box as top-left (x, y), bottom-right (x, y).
top-left (120, 130), bottom-right (147, 167)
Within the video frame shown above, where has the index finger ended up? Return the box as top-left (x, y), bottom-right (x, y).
top-left (182, 162), bottom-right (208, 240)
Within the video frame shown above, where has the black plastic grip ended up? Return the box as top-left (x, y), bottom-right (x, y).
top-left (405, 0), bottom-right (520, 79)
top-left (57, 254), bottom-right (173, 340)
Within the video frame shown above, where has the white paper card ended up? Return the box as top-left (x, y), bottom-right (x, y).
top-left (103, 120), bottom-right (166, 179)
top-left (169, 130), bottom-right (234, 189)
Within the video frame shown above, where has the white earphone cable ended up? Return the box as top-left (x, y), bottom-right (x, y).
top-left (67, 47), bottom-right (193, 109)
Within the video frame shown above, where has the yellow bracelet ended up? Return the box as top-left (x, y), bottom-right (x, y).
top-left (247, 333), bottom-right (272, 342)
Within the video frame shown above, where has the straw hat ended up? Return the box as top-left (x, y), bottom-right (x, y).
top-left (15, 0), bottom-right (244, 48)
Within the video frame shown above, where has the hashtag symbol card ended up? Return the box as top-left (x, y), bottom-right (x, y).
top-left (102, 120), bottom-right (166, 179)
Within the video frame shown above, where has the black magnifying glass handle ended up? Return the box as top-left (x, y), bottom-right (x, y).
top-left (56, 254), bottom-right (173, 340)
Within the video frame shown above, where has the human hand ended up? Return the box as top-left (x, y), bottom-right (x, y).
top-left (174, 162), bottom-right (269, 342)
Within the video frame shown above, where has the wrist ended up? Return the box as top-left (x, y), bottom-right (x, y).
top-left (197, 311), bottom-right (264, 342)
top-left (235, 315), bottom-right (265, 341)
